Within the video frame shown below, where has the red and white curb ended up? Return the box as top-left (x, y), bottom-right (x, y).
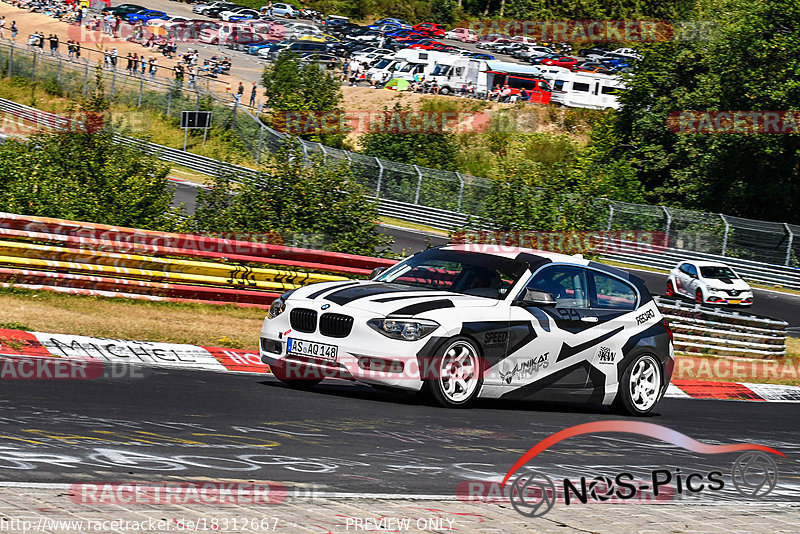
top-left (0, 328), bottom-right (798, 402)
top-left (0, 328), bottom-right (268, 375)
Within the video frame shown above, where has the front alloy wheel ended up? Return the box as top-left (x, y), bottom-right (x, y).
top-left (615, 353), bottom-right (662, 415)
top-left (425, 337), bottom-right (482, 408)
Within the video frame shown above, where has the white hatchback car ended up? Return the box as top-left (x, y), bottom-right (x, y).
top-left (260, 246), bottom-right (674, 415)
top-left (666, 260), bottom-right (754, 306)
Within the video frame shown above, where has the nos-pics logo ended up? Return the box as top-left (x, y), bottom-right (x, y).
top-left (502, 421), bottom-right (782, 518)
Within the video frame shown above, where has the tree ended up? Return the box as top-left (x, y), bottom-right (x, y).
top-left (0, 71), bottom-right (180, 230)
top-left (585, 0), bottom-right (800, 223)
top-left (360, 103), bottom-right (460, 171)
top-left (261, 52), bottom-right (346, 148)
top-left (191, 141), bottom-right (392, 256)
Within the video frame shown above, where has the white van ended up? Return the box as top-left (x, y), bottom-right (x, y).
top-left (545, 71), bottom-right (625, 109)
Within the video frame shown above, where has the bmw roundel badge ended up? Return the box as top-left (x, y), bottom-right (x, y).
top-left (321, 304), bottom-right (330, 310)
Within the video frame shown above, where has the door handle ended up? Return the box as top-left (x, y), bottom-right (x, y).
top-left (580, 316), bottom-right (599, 323)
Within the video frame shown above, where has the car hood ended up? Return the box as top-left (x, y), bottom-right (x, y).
top-left (705, 278), bottom-right (751, 290)
top-left (287, 280), bottom-right (503, 316)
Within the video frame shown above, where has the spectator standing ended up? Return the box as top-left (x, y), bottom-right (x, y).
top-left (111, 47), bottom-right (118, 68)
top-left (73, 42), bottom-right (81, 60)
top-left (249, 81), bottom-right (257, 107)
top-left (0, 17), bottom-right (6, 39)
top-left (125, 53), bottom-right (133, 74)
top-left (188, 65), bottom-right (196, 88)
top-left (49, 34), bottom-right (59, 56)
top-left (236, 81), bottom-right (244, 102)
top-left (10, 21), bottom-right (17, 40)
top-left (140, 57), bottom-right (146, 76)
top-left (148, 57), bottom-right (157, 79)
top-left (131, 53), bottom-right (139, 74)
top-left (37, 32), bottom-right (45, 53)
top-left (341, 59), bottom-right (349, 80)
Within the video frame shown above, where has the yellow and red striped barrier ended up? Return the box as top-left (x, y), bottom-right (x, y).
top-left (0, 212), bottom-right (398, 308)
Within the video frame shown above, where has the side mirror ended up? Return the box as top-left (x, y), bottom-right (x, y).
top-left (514, 289), bottom-right (556, 307)
top-left (370, 267), bottom-right (388, 280)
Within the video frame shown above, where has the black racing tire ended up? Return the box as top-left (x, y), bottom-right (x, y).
top-left (422, 336), bottom-right (483, 408)
top-left (613, 353), bottom-right (662, 416)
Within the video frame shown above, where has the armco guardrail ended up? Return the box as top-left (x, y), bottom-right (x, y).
top-left (0, 96), bottom-right (797, 282)
top-left (0, 212), bottom-right (396, 307)
top-left (655, 296), bottom-right (787, 359)
top-left (600, 240), bottom-right (800, 290)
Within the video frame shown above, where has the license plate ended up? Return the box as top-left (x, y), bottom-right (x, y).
top-left (728, 300), bottom-right (741, 305)
top-left (286, 338), bottom-right (338, 360)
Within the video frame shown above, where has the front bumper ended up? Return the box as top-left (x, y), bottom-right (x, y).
top-left (259, 309), bottom-right (437, 391)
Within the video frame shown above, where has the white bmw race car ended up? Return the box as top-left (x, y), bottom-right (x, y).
top-left (666, 260), bottom-right (754, 306)
top-left (260, 245), bottom-right (675, 415)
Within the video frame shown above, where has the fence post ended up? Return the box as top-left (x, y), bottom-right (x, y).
top-left (606, 203), bottom-right (615, 231)
top-left (413, 165), bottom-right (423, 205)
top-left (56, 57), bottom-right (62, 83)
top-left (83, 60), bottom-right (89, 97)
top-left (661, 206), bottom-right (672, 238)
top-left (138, 76), bottom-right (144, 107)
top-left (231, 95), bottom-right (237, 128)
top-left (720, 214), bottom-right (730, 256)
top-left (30, 50), bottom-right (36, 81)
top-left (455, 172), bottom-right (465, 212)
top-left (256, 125), bottom-right (264, 163)
top-left (109, 68), bottom-right (116, 98)
top-left (166, 80), bottom-right (173, 116)
top-left (375, 157), bottom-right (383, 197)
top-left (7, 42), bottom-right (13, 78)
top-left (784, 223), bottom-right (794, 266)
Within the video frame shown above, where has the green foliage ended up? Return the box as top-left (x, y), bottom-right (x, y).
top-left (360, 103), bottom-right (459, 170)
top-left (587, 0), bottom-right (800, 223)
top-left (0, 70), bottom-right (179, 231)
top-left (41, 78), bottom-right (63, 97)
top-left (261, 52), bottom-right (346, 148)
top-left (191, 141), bottom-right (392, 256)
top-left (0, 130), bottom-right (180, 230)
top-left (429, 0), bottom-right (457, 25)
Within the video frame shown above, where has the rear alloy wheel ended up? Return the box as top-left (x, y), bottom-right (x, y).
top-left (695, 289), bottom-right (704, 304)
top-left (424, 337), bottom-right (482, 408)
top-left (614, 353), bottom-right (662, 415)
top-left (665, 281), bottom-right (675, 297)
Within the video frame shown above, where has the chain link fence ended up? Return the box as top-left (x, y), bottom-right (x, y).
top-left (1, 40), bottom-right (797, 268)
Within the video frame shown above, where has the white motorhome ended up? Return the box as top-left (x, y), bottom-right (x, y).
top-left (543, 71), bottom-right (625, 109)
top-left (390, 49), bottom-right (453, 81)
top-left (431, 58), bottom-right (545, 96)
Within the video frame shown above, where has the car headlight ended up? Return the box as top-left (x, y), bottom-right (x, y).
top-left (267, 289), bottom-right (295, 319)
top-left (707, 286), bottom-right (723, 292)
top-left (367, 318), bottom-right (439, 341)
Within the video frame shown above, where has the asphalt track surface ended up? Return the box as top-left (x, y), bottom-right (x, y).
top-left (171, 182), bottom-right (800, 334)
top-left (1, 366), bottom-right (798, 505)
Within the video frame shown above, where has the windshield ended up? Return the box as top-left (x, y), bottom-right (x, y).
top-left (398, 62), bottom-right (421, 73)
top-left (375, 249), bottom-right (528, 300)
top-left (700, 266), bottom-right (738, 279)
top-left (373, 59), bottom-right (391, 69)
